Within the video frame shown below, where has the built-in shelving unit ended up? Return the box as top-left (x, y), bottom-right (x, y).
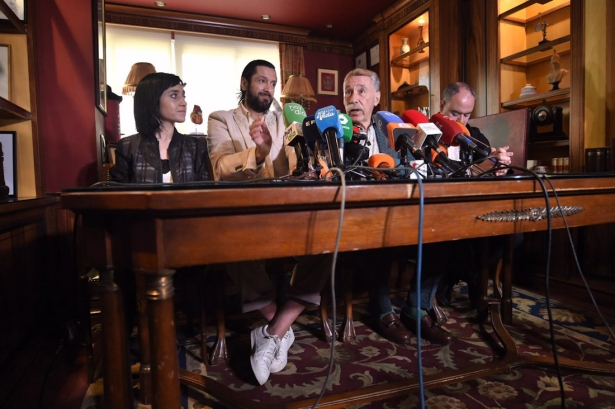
top-left (0, 0), bottom-right (39, 198)
top-left (0, 2), bottom-right (31, 123)
top-left (388, 10), bottom-right (430, 116)
top-left (498, 0), bottom-right (572, 168)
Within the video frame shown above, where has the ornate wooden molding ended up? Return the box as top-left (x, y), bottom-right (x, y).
top-left (106, 4), bottom-right (309, 45)
top-left (106, 4), bottom-right (352, 55)
top-left (306, 37), bottom-right (353, 55)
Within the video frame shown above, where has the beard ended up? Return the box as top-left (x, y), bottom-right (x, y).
top-left (245, 88), bottom-right (272, 113)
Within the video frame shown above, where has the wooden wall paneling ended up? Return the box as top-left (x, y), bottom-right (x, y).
top-left (485, 1), bottom-right (499, 115)
top-left (569, 0), bottom-right (584, 172)
top-left (432, 0), bottom-right (463, 109)
top-left (27, 0), bottom-right (42, 196)
top-left (44, 202), bottom-right (81, 315)
top-left (607, 0), bottom-right (615, 144)
top-left (0, 229), bottom-right (20, 367)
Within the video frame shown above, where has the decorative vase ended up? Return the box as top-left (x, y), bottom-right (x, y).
top-left (400, 38), bottom-right (410, 55)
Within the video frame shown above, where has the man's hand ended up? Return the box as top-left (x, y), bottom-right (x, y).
top-left (250, 118), bottom-right (272, 163)
top-left (491, 146), bottom-right (513, 176)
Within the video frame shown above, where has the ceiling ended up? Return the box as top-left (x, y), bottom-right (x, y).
top-left (107, 0), bottom-right (400, 41)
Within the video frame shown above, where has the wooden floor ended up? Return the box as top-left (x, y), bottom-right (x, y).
top-left (3, 283), bottom-right (614, 409)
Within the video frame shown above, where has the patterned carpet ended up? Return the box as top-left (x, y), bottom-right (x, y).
top-left (82, 283), bottom-right (615, 408)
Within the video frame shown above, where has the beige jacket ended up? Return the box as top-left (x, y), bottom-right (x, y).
top-left (206, 106), bottom-right (296, 181)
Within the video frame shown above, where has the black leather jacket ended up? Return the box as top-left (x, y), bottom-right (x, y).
top-left (110, 129), bottom-right (210, 183)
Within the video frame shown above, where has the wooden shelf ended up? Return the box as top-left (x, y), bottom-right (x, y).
top-left (390, 42), bottom-right (429, 67)
top-left (499, 0), bottom-right (569, 23)
top-left (391, 84), bottom-right (428, 100)
top-left (0, 0), bottom-right (26, 34)
top-left (0, 97), bottom-right (31, 121)
top-left (501, 35), bottom-right (570, 64)
top-left (528, 138), bottom-right (569, 147)
top-left (502, 88), bottom-right (569, 109)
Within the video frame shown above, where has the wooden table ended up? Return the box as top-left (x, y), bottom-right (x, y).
top-left (61, 175), bottom-right (615, 409)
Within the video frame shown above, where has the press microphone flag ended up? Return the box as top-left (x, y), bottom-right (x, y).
top-left (283, 102), bottom-right (307, 127)
top-left (401, 109), bottom-right (443, 148)
top-left (315, 105), bottom-right (344, 168)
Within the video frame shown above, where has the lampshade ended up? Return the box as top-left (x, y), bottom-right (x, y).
top-left (280, 74), bottom-right (317, 110)
top-left (122, 62), bottom-right (157, 96)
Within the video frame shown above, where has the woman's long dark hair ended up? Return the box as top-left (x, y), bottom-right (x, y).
top-left (134, 72), bottom-right (185, 138)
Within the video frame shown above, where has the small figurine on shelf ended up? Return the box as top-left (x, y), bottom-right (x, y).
top-left (546, 51), bottom-right (568, 91)
top-left (190, 104), bottom-right (204, 134)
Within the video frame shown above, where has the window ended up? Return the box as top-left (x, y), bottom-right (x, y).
top-left (106, 24), bottom-right (280, 136)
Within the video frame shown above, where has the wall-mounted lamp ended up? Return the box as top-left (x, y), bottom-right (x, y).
top-left (280, 74), bottom-right (317, 111)
top-left (122, 62), bottom-right (157, 96)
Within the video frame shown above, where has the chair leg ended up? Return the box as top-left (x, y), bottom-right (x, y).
top-left (208, 268), bottom-right (227, 365)
top-left (198, 269), bottom-right (208, 364)
top-left (338, 266), bottom-right (356, 343)
top-left (493, 258), bottom-right (503, 299)
top-left (500, 235), bottom-right (515, 325)
top-left (432, 298), bottom-right (448, 325)
top-left (476, 238), bottom-right (490, 324)
top-left (319, 279), bottom-right (335, 343)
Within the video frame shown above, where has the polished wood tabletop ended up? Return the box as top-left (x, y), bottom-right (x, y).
top-left (61, 174), bottom-right (615, 409)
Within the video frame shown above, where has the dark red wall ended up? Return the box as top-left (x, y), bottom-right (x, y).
top-left (35, 0), bottom-right (98, 193)
top-left (31, 6), bottom-right (352, 192)
top-left (304, 50), bottom-right (354, 116)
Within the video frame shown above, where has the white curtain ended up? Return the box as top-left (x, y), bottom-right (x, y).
top-left (106, 24), bottom-right (280, 136)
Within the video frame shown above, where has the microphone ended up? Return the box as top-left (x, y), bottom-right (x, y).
top-left (344, 122), bottom-right (370, 165)
top-left (401, 109), bottom-right (443, 148)
top-left (283, 102), bottom-right (307, 127)
top-left (367, 153), bottom-right (396, 180)
top-left (374, 111), bottom-right (426, 161)
top-left (399, 110), bottom-right (458, 173)
top-left (430, 113), bottom-right (491, 164)
top-left (283, 103), bottom-right (309, 174)
top-left (338, 112), bottom-right (353, 143)
top-left (303, 115), bottom-right (328, 177)
top-left (352, 124), bottom-right (367, 140)
top-left (456, 121), bottom-right (490, 159)
top-left (315, 105), bottom-right (344, 168)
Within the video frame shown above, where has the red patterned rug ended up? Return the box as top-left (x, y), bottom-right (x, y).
top-left (81, 283), bottom-right (615, 408)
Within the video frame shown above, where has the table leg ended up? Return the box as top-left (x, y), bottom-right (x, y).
top-left (135, 270), bottom-right (152, 405)
top-left (99, 266), bottom-right (133, 409)
top-left (145, 270), bottom-right (181, 409)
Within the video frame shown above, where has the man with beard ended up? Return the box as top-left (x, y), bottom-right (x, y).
top-left (207, 59), bottom-right (296, 180)
top-left (207, 60), bottom-right (331, 386)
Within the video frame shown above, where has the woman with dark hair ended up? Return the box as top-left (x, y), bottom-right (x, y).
top-left (110, 72), bottom-right (209, 183)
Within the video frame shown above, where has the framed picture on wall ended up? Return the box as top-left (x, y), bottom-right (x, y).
top-left (370, 44), bottom-right (380, 66)
top-left (0, 44), bottom-right (10, 100)
top-left (355, 52), bottom-right (367, 69)
top-left (317, 69), bottom-right (338, 96)
top-left (0, 131), bottom-right (17, 198)
top-left (0, 0), bottom-right (26, 22)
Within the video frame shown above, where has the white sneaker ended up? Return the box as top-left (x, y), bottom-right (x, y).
top-left (270, 327), bottom-right (294, 373)
top-left (250, 325), bottom-right (280, 385)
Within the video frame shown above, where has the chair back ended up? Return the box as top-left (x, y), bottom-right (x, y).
top-left (468, 108), bottom-right (530, 171)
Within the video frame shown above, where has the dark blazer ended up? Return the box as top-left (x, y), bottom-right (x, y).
top-left (110, 129), bottom-right (209, 183)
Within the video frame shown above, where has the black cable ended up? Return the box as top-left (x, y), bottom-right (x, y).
top-left (487, 164), bottom-right (565, 407)
top-left (541, 177), bottom-right (615, 342)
